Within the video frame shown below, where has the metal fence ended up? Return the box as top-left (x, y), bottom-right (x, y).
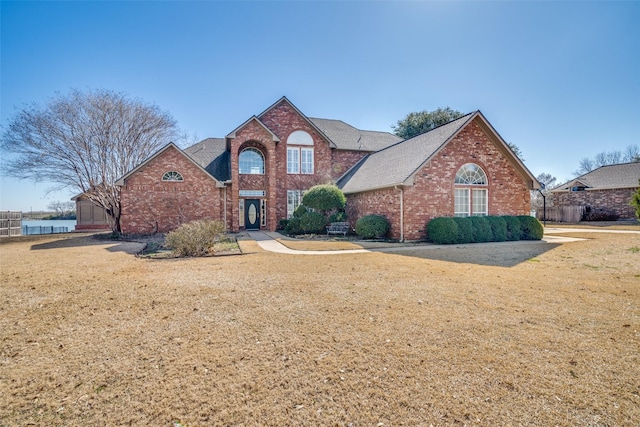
top-left (0, 211), bottom-right (22, 237)
top-left (22, 225), bottom-right (69, 235)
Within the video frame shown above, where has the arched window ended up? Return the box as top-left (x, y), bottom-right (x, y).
top-left (455, 163), bottom-right (487, 184)
top-left (239, 148), bottom-right (264, 174)
top-left (162, 171), bottom-right (184, 181)
top-left (454, 163), bottom-right (488, 216)
top-left (287, 130), bottom-right (314, 174)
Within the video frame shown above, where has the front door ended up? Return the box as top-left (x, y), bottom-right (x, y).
top-left (245, 199), bottom-right (260, 230)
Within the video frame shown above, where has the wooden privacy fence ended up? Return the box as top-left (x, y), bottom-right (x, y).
top-left (0, 211), bottom-right (22, 237)
top-left (536, 206), bottom-right (584, 223)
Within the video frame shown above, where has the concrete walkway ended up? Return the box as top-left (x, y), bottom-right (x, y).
top-left (244, 228), bottom-right (601, 256)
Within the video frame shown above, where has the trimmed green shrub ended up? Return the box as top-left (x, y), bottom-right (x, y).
top-left (517, 215), bottom-right (544, 240)
top-left (300, 211), bottom-right (327, 234)
top-left (427, 217), bottom-right (459, 244)
top-left (452, 217), bottom-right (473, 243)
top-left (328, 210), bottom-right (347, 223)
top-left (302, 184), bottom-right (346, 213)
top-left (486, 216), bottom-right (507, 242)
top-left (165, 220), bottom-right (226, 257)
top-left (278, 218), bottom-right (289, 230)
top-left (355, 214), bottom-right (390, 239)
top-left (469, 216), bottom-right (493, 242)
top-left (293, 204), bottom-right (308, 218)
top-left (502, 216), bottom-right (521, 241)
top-left (285, 217), bottom-right (302, 235)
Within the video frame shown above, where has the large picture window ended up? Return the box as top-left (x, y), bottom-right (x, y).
top-left (454, 163), bottom-right (488, 216)
top-left (287, 130), bottom-right (314, 174)
top-left (239, 148), bottom-right (264, 174)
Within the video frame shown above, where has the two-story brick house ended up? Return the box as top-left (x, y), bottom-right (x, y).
top-left (116, 97), bottom-right (540, 240)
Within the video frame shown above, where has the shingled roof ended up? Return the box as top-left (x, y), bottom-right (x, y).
top-left (338, 113), bottom-right (476, 194)
top-left (552, 162), bottom-right (640, 192)
top-left (183, 138), bottom-right (230, 182)
top-left (309, 118), bottom-right (402, 152)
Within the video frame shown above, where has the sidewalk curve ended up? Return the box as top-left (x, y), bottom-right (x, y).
top-left (244, 230), bottom-right (592, 255)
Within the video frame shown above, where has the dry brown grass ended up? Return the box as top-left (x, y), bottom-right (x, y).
top-left (1, 230), bottom-right (639, 426)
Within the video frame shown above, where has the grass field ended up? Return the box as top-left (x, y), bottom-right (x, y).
top-left (1, 228), bottom-right (639, 426)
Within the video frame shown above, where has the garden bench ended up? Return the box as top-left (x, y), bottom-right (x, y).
top-left (326, 222), bottom-right (350, 236)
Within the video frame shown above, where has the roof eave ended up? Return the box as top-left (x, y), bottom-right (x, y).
top-left (115, 143), bottom-right (224, 187)
top-left (225, 116), bottom-right (281, 143)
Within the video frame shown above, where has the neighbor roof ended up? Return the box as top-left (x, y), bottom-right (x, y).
top-left (338, 113), bottom-right (475, 194)
top-left (552, 162), bottom-right (640, 191)
top-left (309, 118), bottom-right (402, 152)
top-left (183, 138), bottom-right (230, 182)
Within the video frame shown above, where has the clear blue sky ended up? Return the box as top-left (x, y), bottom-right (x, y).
top-left (1, 1), bottom-right (639, 212)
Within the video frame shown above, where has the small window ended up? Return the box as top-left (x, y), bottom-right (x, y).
top-left (239, 148), bottom-right (264, 174)
top-left (239, 190), bottom-right (266, 197)
top-left (162, 171), bottom-right (183, 181)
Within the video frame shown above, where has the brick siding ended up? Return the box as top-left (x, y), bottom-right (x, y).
top-left (120, 146), bottom-right (225, 234)
top-left (346, 120), bottom-right (531, 241)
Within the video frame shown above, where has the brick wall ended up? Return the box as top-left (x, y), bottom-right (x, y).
top-left (552, 188), bottom-right (637, 219)
top-left (120, 146), bottom-right (225, 234)
top-left (331, 150), bottom-right (368, 180)
top-left (346, 120), bottom-right (532, 241)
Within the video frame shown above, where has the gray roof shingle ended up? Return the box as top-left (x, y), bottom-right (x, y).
top-left (309, 118), bottom-right (402, 152)
top-left (338, 113), bottom-right (475, 194)
top-left (183, 138), bottom-right (230, 182)
top-left (554, 162), bottom-right (640, 191)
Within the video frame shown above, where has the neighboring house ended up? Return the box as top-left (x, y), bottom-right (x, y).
top-left (551, 162), bottom-right (640, 220)
top-left (116, 97), bottom-right (540, 240)
top-left (72, 193), bottom-right (110, 231)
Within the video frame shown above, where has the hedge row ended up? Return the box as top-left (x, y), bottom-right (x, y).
top-left (427, 215), bottom-right (543, 244)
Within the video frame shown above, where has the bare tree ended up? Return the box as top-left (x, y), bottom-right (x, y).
top-left (531, 172), bottom-right (557, 214)
top-left (1, 89), bottom-right (181, 233)
top-left (574, 144), bottom-right (640, 176)
top-left (47, 200), bottom-right (75, 218)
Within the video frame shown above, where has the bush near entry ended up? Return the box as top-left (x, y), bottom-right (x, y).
top-left (300, 211), bottom-right (327, 234)
top-left (355, 215), bottom-right (390, 239)
top-left (165, 220), bottom-right (226, 257)
top-left (427, 215), bottom-right (543, 244)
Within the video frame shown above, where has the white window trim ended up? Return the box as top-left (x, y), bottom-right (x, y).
top-left (287, 148), bottom-right (300, 174)
top-left (472, 188), bottom-right (488, 216)
top-left (287, 146), bottom-right (314, 174)
top-left (239, 148), bottom-right (265, 175)
top-left (454, 188), bottom-right (470, 217)
top-left (287, 190), bottom-right (304, 218)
